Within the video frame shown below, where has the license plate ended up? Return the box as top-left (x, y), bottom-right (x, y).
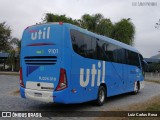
top-left (34, 92), bottom-right (42, 97)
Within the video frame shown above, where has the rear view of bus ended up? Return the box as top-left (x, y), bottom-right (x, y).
top-left (20, 23), bottom-right (68, 103)
top-left (20, 23), bottom-right (145, 105)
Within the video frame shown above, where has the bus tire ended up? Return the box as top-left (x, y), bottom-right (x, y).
top-left (96, 86), bottom-right (106, 106)
top-left (133, 82), bottom-right (139, 95)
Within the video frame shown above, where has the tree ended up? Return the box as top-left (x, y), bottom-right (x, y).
top-left (0, 22), bottom-right (12, 51)
top-left (81, 13), bottom-right (104, 32)
top-left (111, 19), bottom-right (135, 45)
top-left (8, 38), bottom-right (21, 71)
top-left (10, 38), bottom-right (21, 55)
top-left (7, 50), bottom-right (16, 71)
top-left (43, 13), bottom-right (80, 26)
top-left (96, 18), bottom-right (113, 37)
top-left (42, 13), bottom-right (135, 45)
top-left (6, 38), bottom-right (21, 71)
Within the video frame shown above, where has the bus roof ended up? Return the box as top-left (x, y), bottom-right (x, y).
top-left (27, 22), bottom-right (140, 54)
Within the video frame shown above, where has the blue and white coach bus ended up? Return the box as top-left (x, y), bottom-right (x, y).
top-left (20, 22), bottom-right (145, 105)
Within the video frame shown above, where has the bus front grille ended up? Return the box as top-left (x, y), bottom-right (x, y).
top-left (24, 56), bottom-right (57, 65)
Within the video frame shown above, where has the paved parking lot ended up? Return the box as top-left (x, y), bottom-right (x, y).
top-left (0, 75), bottom-right (160, 119)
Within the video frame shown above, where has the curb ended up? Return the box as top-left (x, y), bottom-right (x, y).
top-left (0, 72), bottom-right (19, 76)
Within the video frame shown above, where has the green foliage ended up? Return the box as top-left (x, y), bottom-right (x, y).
top-left (81, 13), bottom-right (104, 32)
top-left (0, 22), bottom-right (20, 71)
top-left (43, 13), bottom-right (80, 26)
top-left (6, 38), bottom-right (21, 71)
top-left (43, 13), bottom-right (135, 45)
top-left (96, 18), bottom-right (113, 37)
top-left (10, 38), bottom-right (21, 55)
top-left (0, 22), bottom-right (12, 51)
top-left (6, 50), bottom-right (16, 66)
top-left (146, 102), bottom-right (160, 111)
top-left (111, 19), bottom-right (135, 45)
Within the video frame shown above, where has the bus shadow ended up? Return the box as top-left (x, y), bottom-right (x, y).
top-left (106, 92), bottom-right (133, 103)
top-left (28, 92), bottom-right (137, 111)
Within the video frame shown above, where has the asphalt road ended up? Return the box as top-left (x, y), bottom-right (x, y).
top-left (0, 75), bottom-right (160, 119)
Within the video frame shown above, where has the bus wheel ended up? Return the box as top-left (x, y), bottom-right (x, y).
top-left (133, 82), bottom-right (139, 95)
top-left (96, 86), bottom-right (106, 106)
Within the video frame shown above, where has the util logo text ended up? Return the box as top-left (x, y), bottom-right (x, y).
top-left (31, 27), bottom-right (50, 40)
top-left (80, 61), bottom-right (105, 87)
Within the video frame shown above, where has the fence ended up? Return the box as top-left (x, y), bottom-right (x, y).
top-left (145, 72), bottom-right (160, 80)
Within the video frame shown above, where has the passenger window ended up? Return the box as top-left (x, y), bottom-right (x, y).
top-left (71, 29), bottom-right (139, 67)
top-left (83, 35), bottom-right (92, 58)
top-left (71, 30), bottom-right (84, 56)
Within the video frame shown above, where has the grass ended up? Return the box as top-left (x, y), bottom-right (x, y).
top-left (96, 95), bottom-right (160, 120)
top-left (146, 103), bottom-right (160, 111)
top-left (128, 104), bottom-right (160, 120)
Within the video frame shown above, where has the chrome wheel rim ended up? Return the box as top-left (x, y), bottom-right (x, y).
top-left (99, 90), bottom-right (105, 103)
top-left (135, 83), bottom-right (139, 93)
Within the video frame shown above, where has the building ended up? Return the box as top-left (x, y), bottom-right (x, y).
top-left (0, 52), bottom-right (9, 70)
top-left (0, 52), bottom-right (19, 71)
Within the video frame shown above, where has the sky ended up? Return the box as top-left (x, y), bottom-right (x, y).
top-left (0, 0), bottom-right (160, 58)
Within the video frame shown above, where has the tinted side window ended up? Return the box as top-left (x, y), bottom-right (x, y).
top-left (114, 47), bottom-right (125, 64)
top-left (139, 54), bottom-right (144, 69)
top-left (133, 52), bottom-right (140, 67)
top-left (71, 30), bottom-right (85, 56)
top-left (71, 29), bottom-right (137, 65)
top-left (127, 51), bottom-right (140, 67)
top-left (91, 37), bottom-right (97, 59)
top-left (105, 43), bottom-right (115, 62)
top-left (71, 30), bottom-right (97, 59)
top-left (83, 35), bottom-right (92, 58)
top-left (96, 40), bottom-right (108, 61)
